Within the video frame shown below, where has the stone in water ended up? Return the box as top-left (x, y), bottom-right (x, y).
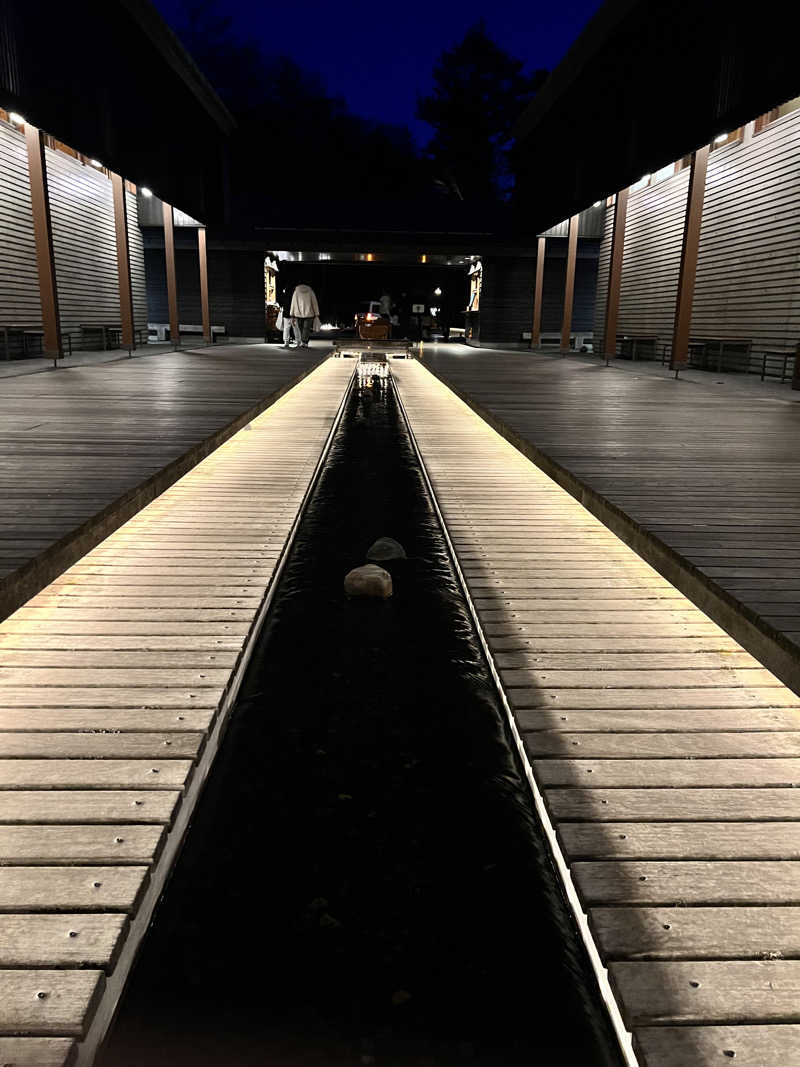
top-left (366, 537), bottom-right (406, 562)
top-left (344, 564), bottom-right (393, 599)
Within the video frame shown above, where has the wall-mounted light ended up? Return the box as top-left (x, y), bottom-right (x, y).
top-left (140, 186), bottom-right (153, 197)
top-left (420, 254), bottom-right (427, 264)
top-left (8, 112), bottom-right (25, 125)
top-left (714, 133), bottom-right (729, 144)
top-left (593, 200), bottom-right (603, 207)
top-left (366, 253), bottom-right (374, 262)
top-left (434, 287), bottom-right (442, 296)
top-left (89, 159), bottom-right (103, 168)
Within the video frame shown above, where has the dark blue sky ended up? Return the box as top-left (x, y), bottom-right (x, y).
top-left (155, 0), bottom-right (604, 143)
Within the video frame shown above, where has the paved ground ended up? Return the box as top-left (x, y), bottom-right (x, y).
top-left (423, 344), bottom-right (800, 692)
top-left (0, 342), bottom-right (328, 618)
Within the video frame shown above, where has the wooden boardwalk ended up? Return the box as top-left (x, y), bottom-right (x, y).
top-left (423, 346), bottom-right (800, 696)
top-left (0, 343), bottom-right (325, 622)
top-left (0, 357), bottom-right (352, 1066)
top-left (392, 359), bottom-right (800, 1067)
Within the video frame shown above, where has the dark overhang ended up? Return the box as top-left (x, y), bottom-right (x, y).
top-left (0, 0), bottom-right (233, 223)
top-left (513, 0), bottom-right (800, 232)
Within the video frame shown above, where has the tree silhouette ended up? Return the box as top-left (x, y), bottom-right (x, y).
top-left (161, 0), bottom-right (429, 216)
top-left (417, 21), bottom-right (547, 203)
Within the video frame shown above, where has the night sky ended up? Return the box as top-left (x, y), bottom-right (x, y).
top-left (154, 0), bottom-right (604, 142)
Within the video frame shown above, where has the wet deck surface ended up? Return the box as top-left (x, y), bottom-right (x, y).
top-left (392, 359), bottom-right (800, 1067)
top-left (0, 358), bottom-right (352, 1066)
top-left (0, 343), bottom-right (326, 620)
top-left (422, 345), bottom-right (800, 693)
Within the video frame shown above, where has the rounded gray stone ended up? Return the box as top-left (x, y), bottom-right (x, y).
top-left (344, 564), bottom-right (393, 599)
top-left (366, 537), bottom-right (407, 562)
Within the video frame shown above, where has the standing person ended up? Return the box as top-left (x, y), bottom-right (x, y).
top-left (289, 282), bottom-right (320, 349)
top-left (277, 285), bottom-right (297, 349)
top-left (379, 291), bottom-right (392, 319)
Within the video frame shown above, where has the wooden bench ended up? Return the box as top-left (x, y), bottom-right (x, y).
top-left (147, 323), bottom-right (226, 344)
top-left (759, 350), bottom-right (795, 383)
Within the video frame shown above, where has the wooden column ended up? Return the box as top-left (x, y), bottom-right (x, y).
top-left (111, 173), bottom-right (135, 352)
top-left (198, 226), bottom-right (211, 344)
top-left (162, 201), bottom-right (179, 348)
top-left (603, 188), bottom-right (629, 364)
top-left (24, 122), bottom-right (63, 362)
top-left (530, 236), bottom-right (545, 348)
top-left (670, 145), bottom-right (709, 373)
top-left (560, 214), bottom-right (579, 353)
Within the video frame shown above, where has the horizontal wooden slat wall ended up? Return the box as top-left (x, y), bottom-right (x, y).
top-left (593, 108), bottom-right (800, 354)
top-left (0, 120), bottom-right (40, 326)
top-left (126, 189), bottom-right (148, 332)
top-left (46, 149), bottom-right (120, 332)
top-left (592, 207), bottom-right (613, 352)
top-left (692, 115), bottom-right (800, 351)
top-left (615, 170), bottom-right (690, 341)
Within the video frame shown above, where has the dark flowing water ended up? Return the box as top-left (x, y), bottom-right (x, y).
top-left (100, 378), bottom-right (621, 1067)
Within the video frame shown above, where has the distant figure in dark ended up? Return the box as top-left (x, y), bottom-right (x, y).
top-left (379, 291), bottom-right (392, 319)
top-left (397, 291), bottom-right (411, 339)
top-left (278, 285), bottom-right (296, 349)
top-left (290, 283), bottom-right (320, 349)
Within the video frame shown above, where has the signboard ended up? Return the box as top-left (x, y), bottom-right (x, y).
top-left (411, 303), bottom-right (425, 314)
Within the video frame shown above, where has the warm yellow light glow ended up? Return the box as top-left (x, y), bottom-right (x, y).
top-left (366, 253), bottom-right (374, 262)
top-left (420, 254), bottom-right (427, 264)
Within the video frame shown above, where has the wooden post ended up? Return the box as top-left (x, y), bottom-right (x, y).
top-left (530, 236), bottom-right (545, 348)
top-left (198, 226), bottom-right (211, 344)
top-left (670, 145), bottom-right (710, 375)
top-left (24, 122), bottom-right (63, 363)
top-left (603, 188), bottom-right (629, 365)
top-left (111, 173), bottom-right (135, 353)
top-left (560, 214), bottom-right (579, 353)
top-left (162, 201), bottom-right (179, 349)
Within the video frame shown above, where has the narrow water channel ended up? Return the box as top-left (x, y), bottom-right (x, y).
top-left (100, 375), bottom-right (621, 1067)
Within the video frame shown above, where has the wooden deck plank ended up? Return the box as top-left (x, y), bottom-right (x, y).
top-left (591, 906), bottom-right (800, 961)
top-left (559, 822), bottom-right (800, 860)
top-left (0, 867), bottom-right (148, 911)
top-left (634, 1025), bottom-right (800, 1066)
top-left (0, 970), bottom-right (104, 1036)
top-left (546, 788), bottom-right (800, 821)
top-left (535, 758), bottom-right (800, 787)
top-left (611, 960), bottom-right (800, 1025)
top-left (0, 825), bottom-right (164, 864)
top-left (0, 759), bottom-right (192, 790)
top-left (573, 861), bottom-right (800, 905)
top-left (0, 789), bottom-right (179, 824)
top-left (0, 914), bottom-right (128, 969)
top-left (0, 1038), bottom-right (75, 1066)
top-left (527, 732), bottom-right (800, 758)
top-left (0, 732), bottom-right (204, 758)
